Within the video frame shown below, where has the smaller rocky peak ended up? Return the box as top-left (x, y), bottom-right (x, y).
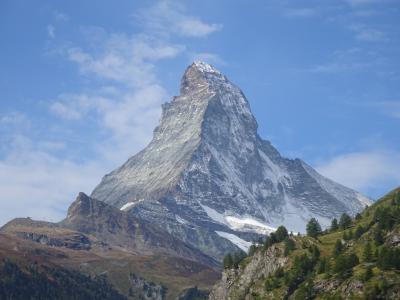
top-left (64, 192), bottom-right (111, 222)
top-left (179, 61), bottom-right (226, 95)
top-left (66, 192), bottom-right (92, 218)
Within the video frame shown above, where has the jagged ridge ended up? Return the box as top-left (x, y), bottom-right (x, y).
top-left (91, 61), bottom-right (372, 260)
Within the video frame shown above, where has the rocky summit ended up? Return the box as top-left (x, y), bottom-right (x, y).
top-left (91, 62), bottom-right (371, 260)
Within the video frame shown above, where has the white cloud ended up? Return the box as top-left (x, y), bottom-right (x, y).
top-left (0, 135), bottom-right (104, 225)
top-left (53, 11), bottom-right (69, 22)
top-left (1, 0), bottom-right (223, 226)
top-left (0, 112), bottom-right (30, 128)
top-left (138, 0), bottom-right (222, 37)
top-left (345, 0), bottom-right (382, 6)
top-left (348, 23), bottom-right (388, 42)
top-left (66, 35), bottom-right (184, 87)
top-left (189, 52), bottom-right (225, 65)
top-left (49, 94), bottom-right (110, 120)
top-left (317, 150), bottom-right (400, 197)
top-left (284, 8), bottom-right (318, 18)
top-left (47, 24), bottom-right (55, 39)
top-left (370, 101), bottom-right (400, 118)
top-left (177, 19), bottom-right (222, 37)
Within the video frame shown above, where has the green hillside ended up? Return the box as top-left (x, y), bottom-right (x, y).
top-left (214, 187), bottom-right (400, 300)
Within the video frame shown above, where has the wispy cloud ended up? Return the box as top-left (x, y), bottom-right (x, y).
top-left (305, 47), bottom-right (374, 73)
top-left (137, 0), bottom-right (222, 37)
top-left (0, 112), bottom-right (30, 128)
top-left (368, 101), bottom-right (400, 119)
top-left (189, 52), bottom-right (225, 65)
top-left (0, 134), bottom-right (103, 224)
top-left (53, 11), bottom-right (69, 22)
top-left (317, 150), bottom-right (400, 198)
top-left (47, 24), bottom-right (55, 39)
top-left (345, 0), bottom-right (382, 6)
top-left (284, 8), bottom-right (318, 18)
top-left (350, 24), bottom-right (387, 42)
top-left (0, 0), bottom-right (223, 225)
top-left (66, 34), bottom-right (184, 87)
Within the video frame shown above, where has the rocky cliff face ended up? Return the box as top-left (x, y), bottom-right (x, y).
top-left (209, 245), bottom-right (287, 300)
top-left (91, 62), bottom-right (371, 260)
top-left (208, 188), bottom-right (400, 300)
top-left (60, 192), bottom-right (218, 267)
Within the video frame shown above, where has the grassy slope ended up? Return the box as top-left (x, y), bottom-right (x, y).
top-left (225, 187), bottom-right (400, 300)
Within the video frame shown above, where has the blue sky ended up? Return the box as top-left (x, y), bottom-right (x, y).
top-left (0, 0), bottom-right (399, 225)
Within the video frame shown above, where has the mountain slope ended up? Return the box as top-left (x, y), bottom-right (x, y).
top-left (91, 62), bottom-right (371, 259)
top-left (210, 187), bottom-right (400, 299)
top-left (0, 193), bottom-right (220, 299)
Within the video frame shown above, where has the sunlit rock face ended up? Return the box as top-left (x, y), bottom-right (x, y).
top-left (91, 62), bottom-right (371, 260)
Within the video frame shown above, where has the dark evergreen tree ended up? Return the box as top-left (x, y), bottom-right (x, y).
top-left (377, 246), bottom-right (400, 270)
top-left (248, 244), bottom-right (257, 256)
top-left (333, 239), bottom-right (343, 257)
top-left (396, 192), bottom-right (400, 205)
top-left (284, 238), bottom-right (296, 256)
top-left (374, 226), bottom-right (384, 246)
top-left (330, 218), bottom-right (339, 231)
top-left (334, 253), bottom-right (359, 279)
top-left (306, 218), bottom-right (322, 238)
top-left (339, 213), bottom-right (352, 229)
top-left (275, 226), bottom-right (289, 242)
top-left (363, 242), bottom-right (373, 262)
top-left (309, 245), bottom-right (320, 263)
top-left (317, 257), bottom-right (329, 274)
top-left (363, 265), bottom-right (373, 282)
top-left (223, 253), bottom-right (233, 269)
top-left (354, 225), bottom-right (364, 239)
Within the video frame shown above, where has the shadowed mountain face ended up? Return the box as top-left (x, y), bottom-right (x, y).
top-left (91, 62), bottom-right (372, 260)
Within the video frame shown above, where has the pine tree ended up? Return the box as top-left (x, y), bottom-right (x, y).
top-left (348, 229), bottom-right (353, 240)
top-left (284, 238), bottom-right (296, 256)
top-left (374, 226), bottom-right (384, 246)
top-left (363, 266), bottom-right (373, 282)
top-left (317, 257), bottom-right (329, 274)
top-left (306, 218), bottom-right (322, 238)
top-left (339, 213), bottom-right (352, 229)
top-left (354, 225), bottom-right (364, 239)
top-left (363, 242), bottom-right (373, 262)
top-left (333, 239), bottom-right (343, 257)
top-left (275, 226), bottom-right (289, 242)
top-left (248, 244), bottom-right (257, 256)
top-left (223, 253), bottom-right (233, 269)
top-left (330, 218), bottom-right (339, 231)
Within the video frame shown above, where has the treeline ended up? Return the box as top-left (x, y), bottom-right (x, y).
top-left (0, 259), bottom-right (126, 300)
top-left (222, 191), bottom-right (400, 299)
top-left (223, 225), bottom-right (296, 269)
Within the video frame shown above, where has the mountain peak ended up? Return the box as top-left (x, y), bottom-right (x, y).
top-left (191, 61), bottom-right (221, 74)
top-left (91, 63), bottom-right (371, 259)
top-left (180, 61), bottom-right (225, 95)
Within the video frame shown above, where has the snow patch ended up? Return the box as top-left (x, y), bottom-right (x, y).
top-left (175, 215), bottom-right (187, 224)
top-left (120, 199), bottom-right (144, 211)
top-left (120, 202), bottom-right (135, 211)
top-left (215, 231), bottom-right (252, 252)
top-left (357, 193), bottom-right (373, 207)
top-left (225, 216), bottom-right (276, 235)
top-left (200, 204), bottom-right (276, 234)
top-left (200, 204), bottom-right (227, 225)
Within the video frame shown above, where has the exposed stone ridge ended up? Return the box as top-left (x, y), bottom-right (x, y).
top-left (90, 62), bottom-right (372, 260)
